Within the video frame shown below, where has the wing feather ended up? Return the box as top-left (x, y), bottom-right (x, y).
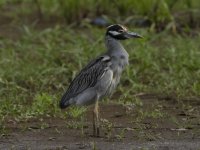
top-left (60, 55), bottom-right (111, 108)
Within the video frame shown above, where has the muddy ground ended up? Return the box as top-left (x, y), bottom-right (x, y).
top-left (1, 95), bottom-right (200, 150)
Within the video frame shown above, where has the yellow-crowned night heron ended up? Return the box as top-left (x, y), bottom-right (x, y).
top-left (60, 24), bottom-right (142, 137)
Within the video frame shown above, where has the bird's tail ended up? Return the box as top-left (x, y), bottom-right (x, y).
top-left (59, 94), bottom-right (71, 109)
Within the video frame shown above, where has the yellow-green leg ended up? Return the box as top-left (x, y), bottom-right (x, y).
top-left (93, 100), bottom-right (100, 137)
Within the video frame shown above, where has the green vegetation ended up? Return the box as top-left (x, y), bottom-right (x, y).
top-left (0, 0), bottom-right (200, 29)
top-left (0, 0), bottom-right (200, 136)
top-left (0, 25), bottom-right (199, 130)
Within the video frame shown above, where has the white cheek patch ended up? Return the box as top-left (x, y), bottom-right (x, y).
top-left (121, 26), bottom-right (127, 31)
top-left (109, 31), bottom-right (121, 36)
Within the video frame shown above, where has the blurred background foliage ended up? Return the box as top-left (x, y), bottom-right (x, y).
top-left (0, 0), bottom-right (200, 32)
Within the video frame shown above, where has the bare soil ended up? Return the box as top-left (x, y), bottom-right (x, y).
top-left (1, 95), bottom-right (200, 150)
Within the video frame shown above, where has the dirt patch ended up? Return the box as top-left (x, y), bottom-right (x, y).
top-left (1, 96), bottom-right (200, 150)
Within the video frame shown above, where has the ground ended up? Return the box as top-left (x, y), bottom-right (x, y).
top-left (1, 95), bottom-right (200, 150)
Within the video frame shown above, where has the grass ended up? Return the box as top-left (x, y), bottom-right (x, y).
top-left (0, 0), bottom-right (200, 29)
top-left (0, 24), bottom-right (200, 134)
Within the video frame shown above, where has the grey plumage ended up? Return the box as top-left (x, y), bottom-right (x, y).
top-left (60, 55), bottom-right (112, 107)
top-left (59, 24), bottom-right (142, 136)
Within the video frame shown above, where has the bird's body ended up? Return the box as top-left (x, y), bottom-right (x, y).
top-left (60, 36), bottom-right (129, 107)
top-left (60, 24), bottom-right (142, 136)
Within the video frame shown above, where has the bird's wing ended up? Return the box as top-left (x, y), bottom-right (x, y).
top-left (60, 55), bottom-right (111, 105)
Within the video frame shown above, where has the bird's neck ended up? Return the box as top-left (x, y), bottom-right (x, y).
top-left (105, 35), bottom-right (127, 56)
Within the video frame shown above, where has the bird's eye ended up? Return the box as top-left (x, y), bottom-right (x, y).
top-left (118, 30), bottom-right (124, 33)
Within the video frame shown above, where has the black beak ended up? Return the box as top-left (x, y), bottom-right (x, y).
top-left (124, 31), bottom-right (143, 39)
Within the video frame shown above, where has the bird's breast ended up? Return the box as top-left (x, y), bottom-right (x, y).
top-left (103, 54), bottom-right (129, 96)
top-left (111, 54), bottom-right (129, 72)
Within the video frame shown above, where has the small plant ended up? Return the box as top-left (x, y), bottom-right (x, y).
top-left (0, 123), bottom-right (7, 136)
top-left (65, 121), bottom-right (83, 129)
top-left (68, 106), bottom-right (87, 119)
top-left (115, 128), bottom-right (126, 140)
top-left (40, 122), bottom-right (50, 129)
top-left (29, 93), bottom-right (57, 116)
top-left (101, 119), bottom-right (113, 139)
top-left (65, 106), bottom-right (87, 136)
top-left (137, 107), bottom-right (164, 120)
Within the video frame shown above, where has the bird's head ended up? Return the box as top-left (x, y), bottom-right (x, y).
top-left (106, 24), bottom-right (142, 40)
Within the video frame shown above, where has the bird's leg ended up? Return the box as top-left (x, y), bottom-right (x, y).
top-left (96, 100), bottom-right (100, 137)
top-left (93, 107), bottom-right (96, 136)
top-left (93, 100), bottom-right (100, 137)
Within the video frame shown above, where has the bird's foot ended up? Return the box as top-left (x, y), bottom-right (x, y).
top-left (93, 127), bottom-right (100, 137)
top-left (97, 127), bottom-right (100, 137)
